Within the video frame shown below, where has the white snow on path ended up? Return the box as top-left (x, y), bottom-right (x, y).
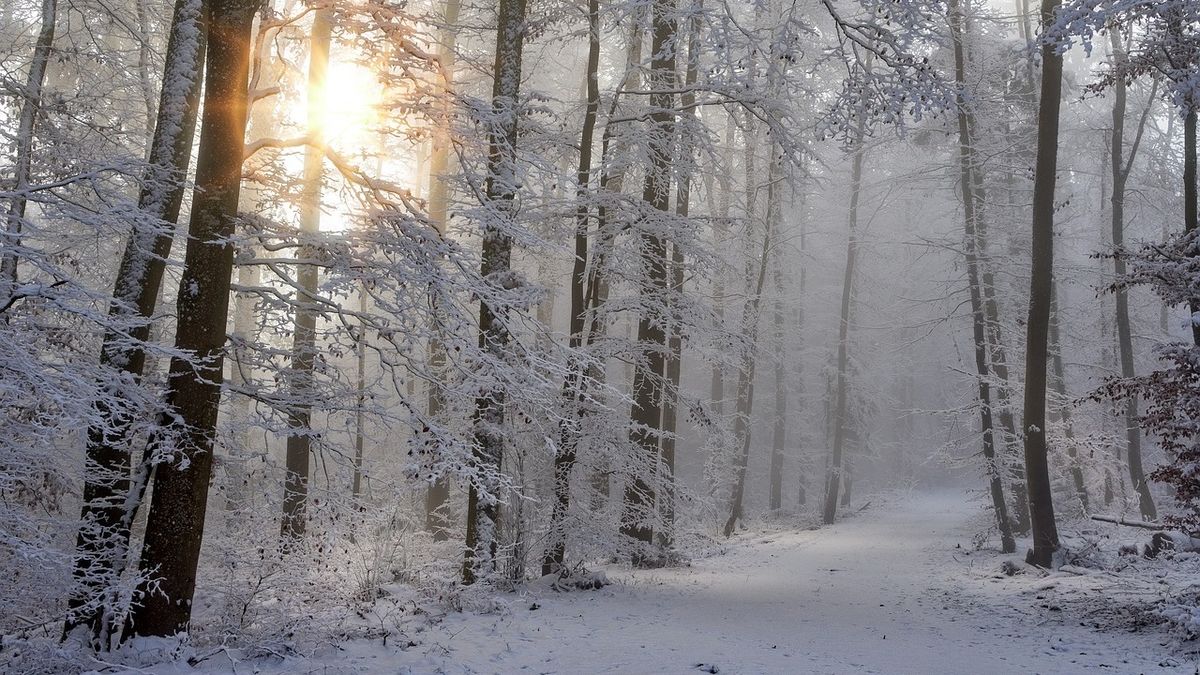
top-left (191, 491), bottom-right (1195, 674)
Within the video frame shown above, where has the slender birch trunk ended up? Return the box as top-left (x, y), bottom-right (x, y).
top-left (1108, 28), bottom-right (1156, 520)
top-left (542, 0), bottom-right (600, 576)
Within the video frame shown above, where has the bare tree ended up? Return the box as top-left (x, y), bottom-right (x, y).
top-left (281, 5), bottom-right (333, 540)
top-left (948, 0), bottom-right (1015, 553)
top-left (620, 0), bottom-right (677, 562)
top-left (543, 0), bottom-right (600, 576)
top-left (1021, 0), bottom-right (1064, 568)
top-left (462, 0), bottom-right (529, 585)
top-left (64, 0), bottom-right (206, 645)
top-left (1, 0), bottom-right (57, 293)
top-left (1107, 27), bottom-right (1156, 521)
top-left (423, 0), bottom-right (462, 542)
top-left (124, 0), bottom-right (259, 637)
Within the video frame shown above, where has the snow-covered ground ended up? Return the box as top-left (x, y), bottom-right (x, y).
top-left (42, 487), bottom-right (1195, 672)
top-left (78, 490), bottom-right (1199, 674)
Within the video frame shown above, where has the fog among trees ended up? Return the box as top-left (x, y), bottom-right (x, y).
top-left (3, 0), bottom-right (1200, 671)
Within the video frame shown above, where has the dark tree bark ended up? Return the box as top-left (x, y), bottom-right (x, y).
top-left (64, 0), bottom-right (206, 645)
top-left (1021, 0), bottom-right (1063, 568)
top-left (823, 133), bottom-right (865, 525)
top-left (949, 0), bottom-right (1015, 553)
top-left (722, 150), bottom-right (778, 537)
top-left (0, 0), bottom-right (56, 293)
top-left (1186, 108), bottom-right (1199, 345)
top-left (462, 0), bottom-right (529, 584)
top-left (656, 0), bottom-right (701, 549)
top-left (710, 117), bottom-right (734, 420)
top-left (1108, 28), bottom-right (1156, 521)
top-left (769, 256), bottom-right (786, 511)
top-left (1049, 281), bottom-right (1088, 510)
top-left (124, 0), bottom-right (258, 637)
top-left (620, 0), bottom-right (677, 560)
top-left (542, 0), bottom-right (600, 577)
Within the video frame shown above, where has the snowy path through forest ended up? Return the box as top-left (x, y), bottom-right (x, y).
top-left (377, 490), bottom-right (1186, 675)
top-left (205, 490), bottom-right (1190, 674)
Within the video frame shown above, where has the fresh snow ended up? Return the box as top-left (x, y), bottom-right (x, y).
top-left (127, 490), bottom-right (1194, 675)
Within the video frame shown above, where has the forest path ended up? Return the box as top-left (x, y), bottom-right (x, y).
top-left (325, 491), bottom-right (1186, 673)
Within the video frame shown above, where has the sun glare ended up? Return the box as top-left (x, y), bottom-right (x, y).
top-left (314, 59), bottom-right (383, 148)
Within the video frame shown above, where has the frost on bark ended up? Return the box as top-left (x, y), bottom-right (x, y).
top-left (124, 0), bottom-right (258, 637)
top-left (723, 146), bottom-right (780, 538)
top-left (462, 0), bottom-right (528, 585)
top-left (1, 0), bottom-right (57, 294)
top-left (619, 0), bottom-right (677, 563)
top-left (948, 0), bottom-right (1014, 553)
top-left (542, 0), bottom-right (600, 577)
top-left (1107, 27), bottom-right (1156, 521)
top-left (65, 0), bottom-right (205, 645)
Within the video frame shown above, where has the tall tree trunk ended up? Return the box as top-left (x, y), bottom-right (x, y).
top-left (1021, 0), bottom-right (1063, 568)
top-left (978, 203), bottom-right (1028, 533)
top-left (576, 16), bottom-right (644, 511)
top-left (352, 288), bottom-right (368, 502)
top-left (462, 0), bottom-right (529, 584)
top-left (0, 0), bottom-right (56, 294)
top-left (124, 0), bottom-right (257, 637)
top-left (1049, 281), bottom-right (1087, 510)
top-left (1186, 108), bottom-right (1198, 345)
top-left (1108, 28), bottom-right (1156, 520)
top-left (281, 5), bottom-right (333, 540)
top-left (796, 191), bottom-right (808, 507)
top-left (823, 134), bottom-right (865, 525)
top-left (949, 0), bottom-right (1015, 554)
top-left (769, 254), bottom-right (786, 512)
top-left (710, 117), bottom-right (734, 419)
top-left (423, 0), bottom-right (462, 542)
top-left (542, 0), bottom-right (600, 577)
top-left (723, 151), bottom-right (778, 537)
top-left (619, 0), bottom-right (677, 562)
top-left (656, 0), bottom-right (700, 550)
top-left (64, 0), bottom-right (206, 645)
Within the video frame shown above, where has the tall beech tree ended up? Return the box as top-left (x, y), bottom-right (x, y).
top-left (1021, 0), bottom-right (1064, 568)
top-left (543, 0), bottom-right (601, 576)
top-left (1107, 27), bottom-right (1156, 521)
top-left (64, 0), bottom-right (206, 644)
top-left (124, 0), bottom-right (259, 637)
top-left (462, 0), bottom-right (529, 585)
top-left (0, 0), bottom-right (56, 294)
top-left (948, 0), bottom-right (1015, 553)
top-left (281, 4), bottom-right (333, 540)
top-left (423, 0), bottom-right (462, 542)
top-left (619, 0), bottom-right (677, 561)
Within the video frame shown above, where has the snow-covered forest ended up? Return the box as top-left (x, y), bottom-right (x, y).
top-left (3, 0), bottom-right (1200, 671)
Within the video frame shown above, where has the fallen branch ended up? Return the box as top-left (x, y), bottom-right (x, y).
top-left (1090, 514), bottom-right (1166, 531)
